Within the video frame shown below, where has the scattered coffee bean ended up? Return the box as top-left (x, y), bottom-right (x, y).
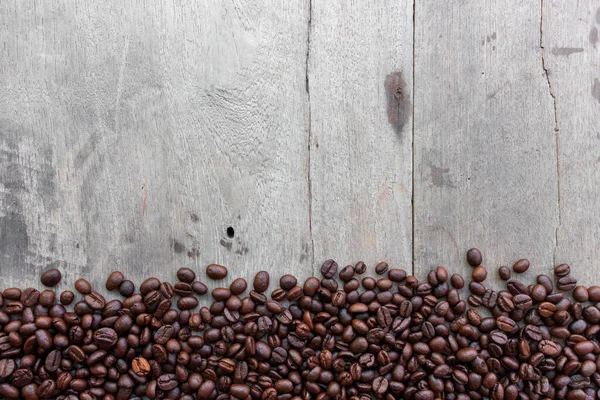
top-left (512, 258), bottom-right (530, 273)
top-left (375, 261), bottom-right (389, 275)
top-left (206, 264), bottom-right (228, 280)
top-left (498, 266), bottom-right (511, 280)
top-left (40, 269), bottom-right (61, 287)
top-left (105, 271), bottom-right (125, 291)
top-left (466, 248), bottom-right (482, 266)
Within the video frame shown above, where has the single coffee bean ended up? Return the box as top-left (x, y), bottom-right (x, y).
top-left (60, 290), bottom-right (75, 305)
top-left (573, 286), bottom-right (589, 302)
top-left (339, 265), bottom-right (355, 281)
top-left (375, 262), bottom-right (389, 275)
top-left (466, 248), bottom-right (483, 266)
top-left (472, 266), bottom-right (487, 282)
top-left (280, 274), bottom-right (297, 290)
top-left (512, 259), bottom-right (530, 274)
top-left (450, 274), bottom-right (464, 289)
top-left (253, 271), bottom-right (270, 292)
top-left (119, 280), bottom-right (135, 297)
top-left (497, 266), bottom-right (510, 281)
top-left (554, 263), bottom-right (570, 277)
top-left (192, 281), bottom-right (208, 296)
top-left (230, 278), bottom-right (248, 295)
top-left (40, 269), bottom-right (62, 287)
top-left (177, 267), bottom-right (196, 283)
top-left (206, 264), bottom-right (228, 280)
top-left (321, 259), bottom-right (338, 279)
top-left (557, 276), bottom-right (577, 291)
top-left (354, 261), bottom-right (367, 275)
top-left (75, 279), bottom-right (92, 294)
top-left (106, 271), bottom-right (125, 291)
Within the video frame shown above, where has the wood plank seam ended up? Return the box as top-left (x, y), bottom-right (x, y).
top-left (306, 0), bottom-right (315, 272)
top-left (540, 0), bottom-right (562, 266)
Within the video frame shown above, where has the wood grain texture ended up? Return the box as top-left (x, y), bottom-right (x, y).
top-left (413, 0), bottom-right (559, 286)
top-left (0, 0), bottom-right (311, 296)
top-left (543, 1), bottom-right (600, 285)
top-left (308, 0), bottom-right (414, 276)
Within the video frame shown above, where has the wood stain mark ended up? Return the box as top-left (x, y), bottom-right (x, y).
top-left (590, 27), bottom-right (598, 48)
top-left (384, 72), bottom-right (411, 133)
top-left (171, 239), bottom-right (186, 254)
top-left (592, 79), bottom-right (600, 104)
top-left (550, 47), bottom-right (584, 57)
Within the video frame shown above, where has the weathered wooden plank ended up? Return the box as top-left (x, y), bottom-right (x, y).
top-left (309, 0), bottom-right (414, 276)
top-left (543, 2), bottom-right (600, 285)
top-left (0, 0), bottom-right (311, 296)
top-left (413, 1), bottom-right (559, 286)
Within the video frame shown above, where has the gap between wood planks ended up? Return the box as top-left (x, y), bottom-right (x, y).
top-left (540, 0), bottom-right (562, 266)
top-left (306, 0), bottom-right (315, 271)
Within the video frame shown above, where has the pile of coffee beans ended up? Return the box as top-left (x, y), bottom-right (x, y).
top-left (1, 252), bottom-right (600, 399)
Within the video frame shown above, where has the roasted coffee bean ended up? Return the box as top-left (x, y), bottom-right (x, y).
top-left (354, 261), bottom-right (367, 275)
top-left (40, 269), bottom-right (62, 287)
top-left (177, 267), bottom-right (196, 283)
top-left (280, 274), bottom-right (297, 290)
top-left (119, 280), bottom-right (135, 297)
top-left (321, 259), bottom-right (338, 279)
top-left (206, 264), bottom-right (228, 280)
top-left (450, 274), bottom-right (465, 289)
top-left (75, 279), bottom-right (92, 294)
top-left (554, 263), bottom-right (571, 277)
top-left (106, 271), bottom-right (125, 291)
top-left (513, 259), bottom-right (530, 274)
top-left (472, 266), bottom-right (487, 282)
top-left (375, 262), bottom-right (389, 275)
top-left (557, 276), bottom-right (577, 291)
top-left (498, 266), bottom-right (511, 280)
top-left (467, 248), bottom-right (483, 266)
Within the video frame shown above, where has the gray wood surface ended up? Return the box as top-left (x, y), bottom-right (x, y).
top-left (544, 1), bottom-right (600, 286)
top-left (413, 0), bottom-right (559, 288)
top-left (0, 0), bottom-right (312, 296)
top-left (1, 0), bottom-right (600, 297)
top-left (309, 0), bottom-right (414, 276)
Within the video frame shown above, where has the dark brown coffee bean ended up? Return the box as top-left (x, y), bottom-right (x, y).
top-left (450, 274), bottom-right (464, 289)
top-left (206, 264), bottom-right (228, 280)
top-left (466, 248), bottom-right (482, 266)
top-left (280, 274), bottom-right (297, 290)
top-left (40, 269), bottom-right (62, 287)
top-left (84, 291), bottom-right (105, 310)
top-left (253, 271), bottom-right (270, 292)
top-left (321, 259), bottom-right (338, 279)
top-left (339, 265), bottom-right (355, 281)
top-left (498, 266), bottom-right (511, 280)
top-left (354, 261), bottom-right (367, 275)
top-left (375, 262), bottom-right (389, 275)
top-left (557, 276), bottom-right (577, 291)
top-left (229, 278), bottom-right (247, 295)
top-left (472, 266), bottom-right (487, 282)
top-left (59, 290), bottom-right (75, 305)
top-left (106, 271), bottom-right (125, 291)
top-left (119, 280), bottom-right (135, 297)
top-left (176, 267), bottom-right (196, 283)
top-left (554, 263), bottom-right (571, 277)
top-left (75, 278), bottom-right (92, 294)
top-left (20, 288), bottom-right (39, 307)
top-left (512, 258), bottom-right (530, 274)
top-left (573, 286), bottom-right (589, 302)
top-left (192, 281), bottom-right (208, 296)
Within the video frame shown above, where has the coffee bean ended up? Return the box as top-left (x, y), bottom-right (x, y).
top-left (279, 274), bottom-right (298, 290)
top-left (119, 280), bottom-right (135, 297)
top-left (321, 259), bottom-right (338, 279)
top-left (466, 248), bottom-right (483, 266)
top-left (512, 259), bottom-right (530, 274)
top-left (375, 262), bottom-right (389, 275)
top-left (554, 263), bottom-right (571, 277)
top-left (498, 266), bottom-right (511, 280)
top-left (106, 271), bottom-right (125, 291)
top-left (230, 278), bottom-right (247, 295)
top-left (450, 274), bottom-right (464, 289)
top-left (206, 264), bottom-right (228, 280)
top-left (472, 266), bottom-right (487, 282)
top-left (40, 269), bottom-right (62, 287)
top-left (557, 276), bottom-right (577, 291)
top-left (354, 261), bottom-right (367, 275)
top-left (177, 267), bottom-right (196, 283)
top-left (75, 279), bottom-right (92, 294)
top-left (253, 271), bottom-right (270, 292)
top-left (84, 291), bottom-right (105, 310)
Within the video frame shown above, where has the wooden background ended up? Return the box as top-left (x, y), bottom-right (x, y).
top-left (1, 0), bottom-right (600, 296)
